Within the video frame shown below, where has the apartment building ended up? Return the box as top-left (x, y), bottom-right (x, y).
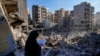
top-left (50, 14), bottom-right (55, 23)
top-left (17, 0), bottom-right (28, 25)
top-left (73, 2), bottom-right (94, 31)
top-left (94, 12), bottom-right (100, 25)
top-left (32, 5), bottom-right (50, 23)
top-left (55, 8), bottom-right (65, 28)
top-left (17, 0), bottom-right (29, 33)
top-left (27, 8), bottom-right (32, 25)
top-left (63, 11), bottom-right (71, 28)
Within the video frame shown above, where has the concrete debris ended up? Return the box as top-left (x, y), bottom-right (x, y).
top-left (40, 31), bottom-right (100, 56)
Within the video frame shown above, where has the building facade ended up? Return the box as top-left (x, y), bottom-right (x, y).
top-left (55, 8), bottom-right (65, 28)
top-left (63, 10), bottom-right (71, 28)
top-left (73, 2), bottom-right (94, 31)
top-left (17, 0), bottom-right (29, 34)
top-left (32, 5), bottom-right (50, 23)
top-left (93, 12), bottom-right (100, 30)
top-left (27, 8), bottom-right (32, 25)
top-left (17, 0), bottom-right (28, 25)
top-left (50, 14), bottom-right (55, 23)
top-left (94, 12), bottom-right (100, 25)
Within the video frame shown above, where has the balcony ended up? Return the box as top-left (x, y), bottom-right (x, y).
top-left (2, 0), bottom-right (18, 13)
top-left (2, 0), bottom-right (17, 4)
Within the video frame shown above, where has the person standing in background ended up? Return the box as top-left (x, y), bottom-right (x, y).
top-left (25, 30), bottom-right (41, 56)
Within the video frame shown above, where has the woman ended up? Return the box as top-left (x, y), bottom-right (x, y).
top-left (25, 30), bottom-right (41, 56)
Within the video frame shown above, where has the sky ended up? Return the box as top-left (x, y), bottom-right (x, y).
top-left (27, 0), bottom-right (100, 14)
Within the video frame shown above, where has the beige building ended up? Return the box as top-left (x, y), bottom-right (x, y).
top-left (0, 0), bottom-right (28, 55)
top-left (73, 2), bottom-right (94, 31)
top-left (0, 0), bottom-right (28, 34)
top-left (27, 8), bottom-right (32, 25)
top-left (65, 11), bottom-right (70, 18)
top-left (32, 5), bottom-right (50, 23)
top-left (63, 10), bottom-right (71, 28)
top-left (93, 12), bottom-right (100, 30)
top-left (50, 14), bottom-right (55, 23)
top-left (55, 8), bottom-right (65, 28)
top-left (17, 0), bottom-right (29, 34)
top-left (17, 0), bottom-right (28, 25)
top-left (55, 10), bottom-right (60, 23)
top-left (47, 9), bottom-right (51, 19)
top-left (94, 12), bottom-right (100, 25)
top-left (0, 0), bottom-right (28, 27)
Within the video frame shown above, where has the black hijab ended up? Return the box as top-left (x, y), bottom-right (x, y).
top-left (25, 30), bottom-right (41, 56)
top-left (26, 30), bottom-right (39, 43)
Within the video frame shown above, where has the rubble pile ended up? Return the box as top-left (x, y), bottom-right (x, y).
top-left (41, 31), bottom-right (100, 56)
